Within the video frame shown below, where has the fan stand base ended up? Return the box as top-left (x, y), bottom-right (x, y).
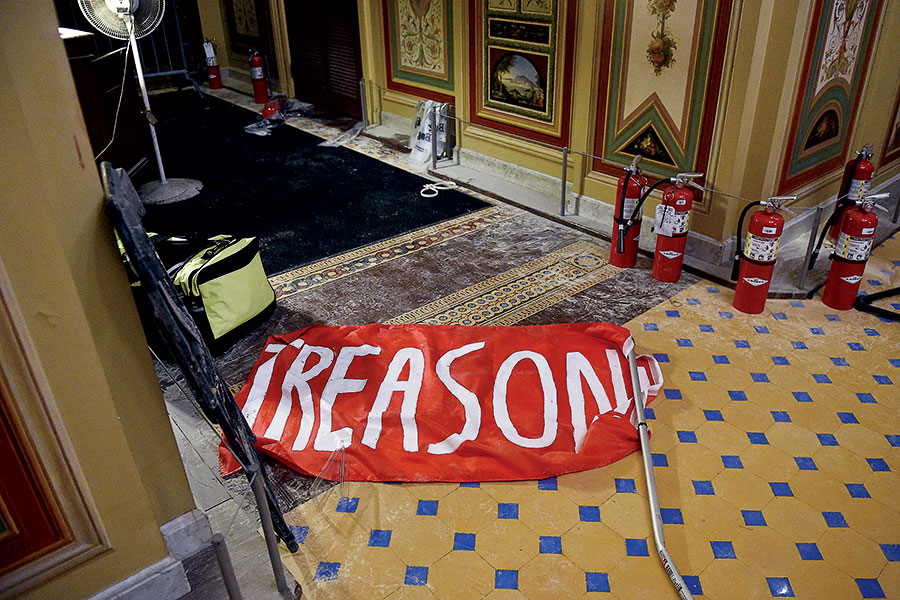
top-left (139, 178), bottom-right (204, 204)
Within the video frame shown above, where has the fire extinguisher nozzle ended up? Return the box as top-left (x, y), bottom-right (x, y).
top-left (807, 252), bottom-right (819, 271)
top-left (729, 258), bottom-right (740, 281)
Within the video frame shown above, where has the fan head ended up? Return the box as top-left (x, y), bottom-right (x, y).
top-left (77, 0), bottom-right (165, 40)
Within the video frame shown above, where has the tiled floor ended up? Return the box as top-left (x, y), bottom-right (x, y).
top-left (275, 237), bottom-right (900, 599)
top-left (166, 90), bottom-right (900, 599)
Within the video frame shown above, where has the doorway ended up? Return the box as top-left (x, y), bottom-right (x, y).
top-left (284, 0), bottom-right (363, 118)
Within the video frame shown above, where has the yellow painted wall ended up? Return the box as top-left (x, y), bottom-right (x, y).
top-left (1, 0), bottom-right (196, 597)
top-left (350, 0), bottom-right (898, 243)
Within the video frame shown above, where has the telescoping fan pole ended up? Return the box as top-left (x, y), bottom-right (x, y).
top-left (125, 16), bottom-right (167, 185)
top-left (626, 342), bottom-right (695, 600)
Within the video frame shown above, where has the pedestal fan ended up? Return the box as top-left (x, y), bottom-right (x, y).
top-left (78, 0), bottom-right (202, 204)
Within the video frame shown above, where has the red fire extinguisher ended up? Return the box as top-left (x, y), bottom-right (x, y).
top-left (610, 156), bottom-right (648, 268)
top-left (250, 51), bottom-right (268, 104)
top-left (203, 40), bottom-right (222, 90)
top-left (828, 145), bottom-right (874, 243)
top-left (821, 193), bottom-right (888, 310)
top-left (730, 196), bottom-right (795, 314)
top-left (651, 173), bottom-right (703, 282)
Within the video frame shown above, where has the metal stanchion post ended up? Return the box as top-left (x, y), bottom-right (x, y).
top-left (799, 206), bottom-right (824, 291)
top-left (560, 147), bottom-right (569, 216)
top-left (359, 78), bottom-right (368, 130)
top-left (431, 106), bottom-right (438, 171)
top-left (249, 466), bottom-right (291, 598)
top-left (212, 533), bottom-right (244, 600)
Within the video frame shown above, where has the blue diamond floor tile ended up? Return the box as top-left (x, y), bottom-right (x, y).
top-left (404, 566), bottom-right (428, 586)
top-left (453, 532), bottom-right (476, 551)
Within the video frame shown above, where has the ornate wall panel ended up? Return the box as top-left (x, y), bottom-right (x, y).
top-left (468, 0), bottom-right (576, 145)
top-left (592, 0), bottom-right (732, 182)
top-left (383, 0), bottom-right (455, 103)
top-left (880, 78), bottom-right (900, 167)
top-left (778, 0), bottom-right (882, 193)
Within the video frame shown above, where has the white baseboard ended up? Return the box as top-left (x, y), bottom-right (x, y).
top-left (86, 558), bottom-right (190, 600)
top-left (160, 509), bottom-right (212, 562)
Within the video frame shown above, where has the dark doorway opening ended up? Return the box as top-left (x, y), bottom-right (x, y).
top-left (284, 0), bottom-right (363, 118)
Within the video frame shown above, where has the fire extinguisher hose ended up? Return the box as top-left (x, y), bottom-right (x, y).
top-left (618, 177), bottom-right (672, 253)
top-left (730, 201), bottom-right (764, 281)
top-left (615, 173), bottom-right (634, 254)
top-left (807, 206), bottom-right (851, 270)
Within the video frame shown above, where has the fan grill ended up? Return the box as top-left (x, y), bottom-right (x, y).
top-left (77, 0), bottom-right (166, 40)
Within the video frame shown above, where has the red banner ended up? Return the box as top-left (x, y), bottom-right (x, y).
top-left (220, 323), bottom-right (662, 482)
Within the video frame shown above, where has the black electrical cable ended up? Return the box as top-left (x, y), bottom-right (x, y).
top-left (809, 151), bottom-right (867, 270)
top-left (618, 177), bottom-right (672, 253)
top-left (730, 201), bottom-right (764, 281)
top-left (615, 171), bottom-right (634, 254)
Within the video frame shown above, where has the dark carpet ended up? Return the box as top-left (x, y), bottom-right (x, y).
top-left (137, 91), bottom-right (488, 275)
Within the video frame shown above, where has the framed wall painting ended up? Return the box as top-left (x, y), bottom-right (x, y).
top-left (469, 0), bottom-right (576, 145)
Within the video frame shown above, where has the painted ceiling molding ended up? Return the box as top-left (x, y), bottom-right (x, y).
top-left (382, 0), bottom-right (456, 104)
top-left (592, 0), bottom-right (732, 184)
top-left (778, 0), bottom-right (883, 193)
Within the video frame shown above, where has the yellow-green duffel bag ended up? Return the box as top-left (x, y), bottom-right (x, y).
top-left (173, 235), bottom-right (275, 352)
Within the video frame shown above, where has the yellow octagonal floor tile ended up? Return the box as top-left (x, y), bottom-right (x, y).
top-left (719, 400), bottom-right (775, 432)
top-left (786, 560), bottom-right (860, 600)
top-left (337, 545), bottom-right (407, 599)
top-left (351, 484), bottom-right (420, 530)
top-left (518, 553), bottom-right (584, 600)
top-left (710, 469), bottom-right (776, 509)
top-left (739, 443), bottom-right (801, 482)
top-left (517, 488), bottom-right (582, 536)
top-left (560, 522), bottom-right (628, 573)
top-left (598, 492), bottom-right (654, 539)
top-left (479, 480), bottom-right (541, 504)
top-left (697, 556), bottom-right (772, 600)
top-left (834, 423), bottom-right (895, 458)
top-left (435, 486), bottom-right (500, 534)
top-left (665, 442), bottom-right (727, 480)
top-left (678, 494), bottom-right (744, 539)
top-left (762, 497), bottom-right (828, 541)
top-left (388, 515), bottom-right (454, 566)
top-left (788, 469), bottom-right (855, 512)
top-left (765, 422), bottom-right (823, 457)
top-left (817, 527), bottom-right (888, 579)
top-left (607, 556), bottom-right (682, 599)
top-left (385, 584), bottom-right (439, 599)
top-left (695, 420), bottom-right (753, 455)
top-left (861, 470), bottom-right (900, 508)
top-left (482, 588), bottom-right (528, 599)
top-left (401, 482), bottom-right (459, 501)
top-left (475, 517), bottom-right (540, 570)
top-left (840, 496), bottom-right (900, 544)
top-left (659, 524), bottom-right (714, 577)
top-left (730, 527), bottom-right (801, 576)
top-left (428, 549), bottom-right (496, 600)
top-left (556, 468), bottom-right (617, 508)
top-left (812, 446), bottom-right (876, 481)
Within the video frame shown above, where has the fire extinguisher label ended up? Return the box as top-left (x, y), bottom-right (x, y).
top-left (654, 205), bottom-right (689, 236)
top-left (848, 178), bottom-right (870, 200)
top-left (745, 233), bottom-right (779, 262)
top-left (835, 232), bottom-right (873, 261)
top-left (840, 275), bottom-right (863, 284)
top-left (622, 196), bottom-right (642, 219)
top-left (251, 66), bottom-right (264, 79)
top-left (862, 227), bottom-right (875, 235)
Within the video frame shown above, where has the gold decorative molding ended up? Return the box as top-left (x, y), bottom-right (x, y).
top-left (0, 258), bottom-right (107, 598)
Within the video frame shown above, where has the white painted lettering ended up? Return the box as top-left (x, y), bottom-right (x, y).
top-left (362, 347), bottom-right (425, 451)
top-left (493, 351), bottom-right (558, 448)
top-left (314, 344), bottom-right (381, 451)
top-left (243, 339), bottom-right (304, 428)
top-left (427, 342), bottom-right (486, 455)
top-left (566, 352), bottom-right (616, 452)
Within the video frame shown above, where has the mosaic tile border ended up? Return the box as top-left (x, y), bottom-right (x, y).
top-left (268, 206), bottom-right (518, 300)
top-left (386, 240), bottom-right (621, 326)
